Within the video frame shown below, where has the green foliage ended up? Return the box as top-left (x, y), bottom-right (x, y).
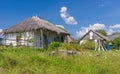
top-left (80, 40), bottom-right (95, 50)
top-left (113, 37), bottom-right (120, 50)
top-left (48, 42), bottom-right (80, 51)
top-left (0, 47), bottom-right (120, 74)
top-left (9, 43), bottom-right (13, 47)
top-left (58, 43), bottom-right (80, 51)
top-left (96, 30), bottom-right (107, 36)
top-left (48, 42), bottom-right (62, 51)
top-left (27, 38), bottom-right (33, 43)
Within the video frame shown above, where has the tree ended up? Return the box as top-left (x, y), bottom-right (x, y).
top-left (113, 37), bottom-right (120, 50)
top-left (96, 30), bottom-right (107, 36)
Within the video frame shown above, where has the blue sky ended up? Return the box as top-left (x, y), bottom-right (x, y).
top-left (0, 0), bottom-right (120, 38)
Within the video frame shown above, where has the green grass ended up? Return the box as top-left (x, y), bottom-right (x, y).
top-left (0, 46), bottom-right (120, 74)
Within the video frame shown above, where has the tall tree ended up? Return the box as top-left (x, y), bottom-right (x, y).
top-left (96, 30), bottom-right (107, 36)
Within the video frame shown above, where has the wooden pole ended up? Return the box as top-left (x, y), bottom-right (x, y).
top-left (65, 35), bottom-right (68, 43)
top-left (5, 34), bottom-right (6, 46)
top-left (94, 39), bottom-right (98, 51)
top-left (98, 40), bottom-right (101, 51)
top-left (23, 32), bottom-right (25, 46)
top-left (40, 29), bottom-right (43, 48)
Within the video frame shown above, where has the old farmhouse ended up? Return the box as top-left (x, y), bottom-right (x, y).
top-left (3, 16), bottom-right (70, 47)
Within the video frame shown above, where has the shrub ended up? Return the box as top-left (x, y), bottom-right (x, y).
top-left (105, 41), bottom-right (114, 49)
top-left (9, 43), bottom-right (13, 47)
top-left (80, 40), bottom-right (95, 50)
top-left (48, 42), bottom-right (61, 51)
top-left (58, 43), bottom-right (79, 51)
top-left (105, 41), bottom-right (113, 46)
top-left (113, 37), bottom-right (120, 50)
top-left (27, 38), bottom-right (33, 43)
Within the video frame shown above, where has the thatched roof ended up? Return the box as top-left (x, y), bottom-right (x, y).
top-left (3, 16), bottom-right (69, 34)
top-left (107, 34), bottom-right (120, 41)
top-left (80, 30), bottom-right (108, 41)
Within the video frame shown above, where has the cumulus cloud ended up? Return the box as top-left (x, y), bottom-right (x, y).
top-left (108, 24), bottom-right (120, 35)
top-left (109, 24), bottom-right (120, 29)
top-left (56, 24), bottom-right (64, 29)
top-left (76, 23), bottom-right (120, 38)
top-left (76, 28), bottom-right (88, 38)
top-left (60, 7), bottom-right (67, 13)
top-left (107, 28), bottom-right (114, 35)
top-left (89, 23), bottom-right (105, 30)
top-left (76, 23), bottom-right (106, 38)
top-left (60, 6), bottom-right (77, 25)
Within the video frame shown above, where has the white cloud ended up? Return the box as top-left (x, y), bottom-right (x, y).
top-left (89, 23), bottom-right (105, 30)
top-left (76, 28), bottom-right (88, 38)
top-left (56, 25), bottom-right (64, 29)
top-left (76, 23), bottom-right (120, 38)
top-left (109, 24), bottom-right (120, 29)
top-left (108, 24), bottom-right (120, 35)
top-left (60, 7), bottom-right (67, 13)
top-left (60, 6), bottom-right (77, 25)
top-left (107, 28), bottom-right (114, 35)
top-left (76, 23), bottom-right (106, 38)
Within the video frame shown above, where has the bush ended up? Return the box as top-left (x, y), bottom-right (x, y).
top-left (113, 37), bottom-right (120, 50)
top-left (48, 42), bottom-right (61, 51)
top-left (58, 43), bottom-right (80, 51)
top-left (9, 43), bottom-right (13, 47)
top-left (80, 40), bottom-right (95, 50)
top-left (27, 38), bottom-right (33, 43)
top-left (105, 41), bottom-right (114, 49)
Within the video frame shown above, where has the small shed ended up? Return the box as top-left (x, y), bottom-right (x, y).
top-left (80, 30), bottom-right (108, 51)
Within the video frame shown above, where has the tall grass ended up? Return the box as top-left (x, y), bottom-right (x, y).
top-left (0, 46), bottom-right (120, 74)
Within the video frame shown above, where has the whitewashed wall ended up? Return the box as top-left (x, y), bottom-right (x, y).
top-left (4, 30), bottom-right (67, 47)
top-left (5, 31), bottom-right (34, 46)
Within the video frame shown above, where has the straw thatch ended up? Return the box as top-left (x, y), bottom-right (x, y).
top-left (107, 34), bottom-right (120, 41)
top-left (3, 16), bottom-right (69, 34)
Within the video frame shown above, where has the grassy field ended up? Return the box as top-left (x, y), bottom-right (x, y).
top-left (0, 46), bottom-right (120, 74)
